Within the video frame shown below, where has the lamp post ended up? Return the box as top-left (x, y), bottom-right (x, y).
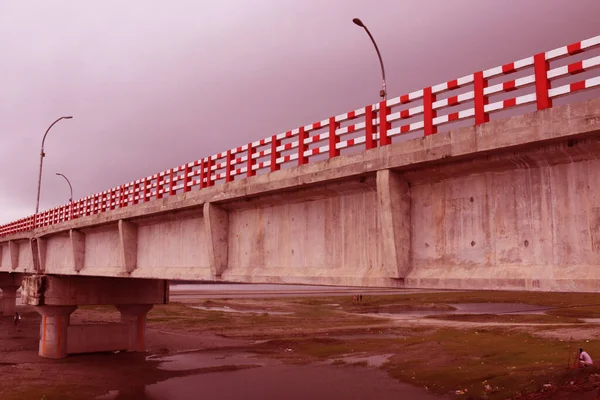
top-left (55, 173), bottom-right (73, 203)
top-left (352, 18), bottom-right (387, 100)
top-left (35, 116), bottom-right (73, 225)
top-left (56, 172), bottom-right (74, 220)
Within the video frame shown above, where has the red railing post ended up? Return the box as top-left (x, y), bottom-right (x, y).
top-left (142, 178), bottom-right (149, 202)
top-left (200, 159), bottom-right (206, 188)
top-left (365, 105), bottom-right (376, 149)
top-left (424, 87), bottom-right (437, 136)
top-left (156, 174), bottom-right (164, 199)
top-left (247, 143), bottom-right (256, 177)
top-left (118, 185), bottom-right (125, 208)
top-left (109, 188), bottom-right (116, 210)
top-left (534, 52), bottom-right (552, 111)
top-left (474, 71), bottom-right (489, 125)
top-left (225, 150), bottom-right (234, 183)
top-left (270, 135), bottom-right (281, 172)
top-left (132, 182), bottom-right (139, 205)
top-left (183, 163), bottom-right (191, 192)
top-left (298, 127), bottom-right (308, 165)
top-left (328, 117), bottom-right (340, 158)
top-left (206, 158), bottom-right (214, 186)
top-left (167, 169), bottom-right (175, 195)
top-left (379, 101), bottom-right (391, 146)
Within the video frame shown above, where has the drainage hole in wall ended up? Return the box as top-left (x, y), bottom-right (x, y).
top-left (424, 242), bottom-right (430, 248)
top-left (524, 240), bottom-right (529, 247)
top-left (470, 241), bottom-right (476, 247)
top-left (469, 197), bottom-right (474, 203)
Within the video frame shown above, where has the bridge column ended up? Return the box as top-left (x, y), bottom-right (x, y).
top-left (116, 304), bottom-right (153, 352)
top-left (0, 273), bottom-right (24, 316)
top-left (37, 305), bottom-right (77, 358)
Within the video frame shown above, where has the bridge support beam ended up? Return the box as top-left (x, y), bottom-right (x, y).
top-left (376, 169), bottom-right (412, 278)
top-left (21, 274), bottom-right (167, 359)
top-left (204, 202), bottom-right (229, 277)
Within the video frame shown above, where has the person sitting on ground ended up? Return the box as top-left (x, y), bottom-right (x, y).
top-left (579, 348), bottom-right (593, 367)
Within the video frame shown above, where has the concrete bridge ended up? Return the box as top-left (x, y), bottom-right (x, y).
top-left (0, 34), bottom-right (599, 358)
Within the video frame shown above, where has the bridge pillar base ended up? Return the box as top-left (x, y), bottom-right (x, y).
top-left (37, 305), bottom-right (77, 359)
top-left (116, 304), bottom-right (153, 352)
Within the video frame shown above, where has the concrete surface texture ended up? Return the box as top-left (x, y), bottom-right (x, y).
top-left (0, 273), bottom-right (23, 316)
top-left (0, 99), bottom-right (600, 291)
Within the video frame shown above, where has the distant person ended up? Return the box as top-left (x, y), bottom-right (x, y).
top-left (579, 348), bottom-right (593, 367)
top-left (13, 312), bottom-right (21, 327)
top-left (359, 294), bottom-right (363, 302)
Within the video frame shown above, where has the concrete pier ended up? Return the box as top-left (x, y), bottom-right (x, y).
top-left (0, 273), bottom-right (23, 316)
top-left (21, 275), bottom-right (167, 359)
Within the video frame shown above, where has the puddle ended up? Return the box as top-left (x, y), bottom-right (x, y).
top-left (148, 352), bottom-right (266, 371)
top-left (334, 353), bottom-right (395, 368)
top-left (189, 306), bottom-right (293, 315)
top-left (96, 351), bottom-right (444, 400)
top-left (322, 334), bottom-right (404, 340)
top-left (372, 303), bottom-right (553, 318)
top-left (96, 390), bottom-right (119, 399)
top-left (449, 303), bottom-right (552, 314)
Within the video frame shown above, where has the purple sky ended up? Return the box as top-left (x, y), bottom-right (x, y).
top-left (1, 0), bottom-right (599, 224)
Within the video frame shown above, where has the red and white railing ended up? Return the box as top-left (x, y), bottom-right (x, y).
top-left (2, 34), bottom-right (600, 237)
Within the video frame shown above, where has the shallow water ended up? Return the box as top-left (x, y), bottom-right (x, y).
top-left (449, 303), bottom-right (552, 314)
top-left (334, 353), bottom-right (395, 367)
top-left (97, 351), bottom-right (444, 400)
top-left (373, 302), bottom-right (553, 318)
top-left (189, 305), bottom-right (293, 315)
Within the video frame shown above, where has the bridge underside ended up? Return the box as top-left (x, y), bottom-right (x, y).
top-left (1, 98), bottom-right (600, 293)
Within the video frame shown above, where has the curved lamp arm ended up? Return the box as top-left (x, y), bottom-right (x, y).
top-left (353, 18), bottom-right (387, 100)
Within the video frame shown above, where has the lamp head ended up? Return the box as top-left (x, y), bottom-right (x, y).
top-left (352, 18), bottom-right (364, 27)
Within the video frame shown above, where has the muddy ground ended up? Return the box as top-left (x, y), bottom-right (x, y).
top-left (2, 291), bottom-right (600, 399)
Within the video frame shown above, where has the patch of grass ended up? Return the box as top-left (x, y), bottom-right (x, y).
top-left (1, 384), bottom-right (95, 400)
top-left (426, 313), bottom-right (583, 324)
top-left (146, 302), bottom-right (380, 335)
top-left (385, 328), bottom-right (600, 399)
top-left (546, 305), bottom-right (600, 319)
top-left (258, 337), bottom-right (404, 359)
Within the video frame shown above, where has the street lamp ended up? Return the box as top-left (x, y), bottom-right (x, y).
top-left (55, 173), bottom-right (73, 203)
top-left (352, 18), bottom-right (387, 100)
top-left (35, 116), bottom-right (73, 221)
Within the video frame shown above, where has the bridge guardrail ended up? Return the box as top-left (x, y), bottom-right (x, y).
top-left (1, 34), bottom-right (599, 236)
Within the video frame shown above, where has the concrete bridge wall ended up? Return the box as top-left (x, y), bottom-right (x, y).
top-left (1, 98), bottom-right (600, 291)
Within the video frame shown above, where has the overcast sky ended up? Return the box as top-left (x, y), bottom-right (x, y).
top-left (1, 0), bottom-right (599, 224)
